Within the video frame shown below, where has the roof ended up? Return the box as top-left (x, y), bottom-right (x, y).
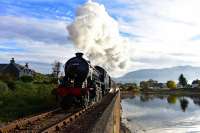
top-left (0, 64), bottom-right (8, 71)
top-left (0, 63), bottom-right (34, 73)
top-left (14, 64), bottom-right (26, 71)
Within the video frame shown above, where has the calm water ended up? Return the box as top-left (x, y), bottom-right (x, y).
top-left (121, 93), bottom-right (200, 133)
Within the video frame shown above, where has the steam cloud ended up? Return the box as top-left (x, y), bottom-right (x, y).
top-left (67, 1), bottom-right (130, 75)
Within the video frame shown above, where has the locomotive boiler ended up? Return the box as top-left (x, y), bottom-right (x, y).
top-left (56, 53), bottom-right (112, 109)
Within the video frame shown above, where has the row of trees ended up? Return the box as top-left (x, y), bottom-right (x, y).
top-left (118, 83), bottom-right (140, 91)
top-left (167, 74), bottom-right (188, 89)
top-left (120, 73), bottom-right (199, 90)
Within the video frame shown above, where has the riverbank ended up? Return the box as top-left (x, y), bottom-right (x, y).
top-left (141, 88), bottom-right (200, 96)
top-left (120, 122), bottom-right (131, 133)
top-left (121, 88), bottom-right (200, 97)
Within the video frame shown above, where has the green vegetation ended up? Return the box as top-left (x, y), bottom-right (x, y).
top-left (167, 80), bottom-right (176, 89)
top-left (119, 83), bottom-right (140, 91)
top-left (140, 81), bottom-right (148, 89)
top-left (20, 76), bottom-right (33, 82)
top-left (33, 73), bottom-right (58, 84)
top-left (178, 74), bottom-right (188, 88)
top-left (0, 81), bottom-right (9, 92)
top-left (0, 74), bottom-right (57, 122)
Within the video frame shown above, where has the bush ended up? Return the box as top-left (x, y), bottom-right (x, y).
top-left (0, 81), bottom-right (8, 92)
top-left (49, 78), bottom-right (58, 84)
top-left (33, 73), bottom-right (48, 83)
top-left (20, 76), bottom-right (33, 82)
top-left (167, 80), bottom-right (176, 89)
top-left (0, 82), bottom-right (57, 122)
top-left (5, 81), bottom-right (16, 90)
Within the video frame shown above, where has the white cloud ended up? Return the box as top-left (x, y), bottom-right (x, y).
top-left (0, 16), bottom-right (76, 73)
top-left (0, 39), bottom-right (76, 73)
top-left (0, 16), bottom-right (71, 45)
top-left (103, 0), bottom-right (200, 74)
top-left (2, 0), bottom-right (200, 77)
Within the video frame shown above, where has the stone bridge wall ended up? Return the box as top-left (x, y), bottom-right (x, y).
top-left (92, 91), bottom-right (121, 133)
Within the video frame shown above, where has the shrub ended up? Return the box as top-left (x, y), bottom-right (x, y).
top-left (49, 78), bottom-right (58, 84)
top-left (33, 73), bottom-right (48, 83)
top-left (0, 81), bottom-right (8, 92)
top-left (20, 76), bottom-right (33, 82)
top-left (0, 82), bottom-right (57, 122)
top-left (167, 80), bottom-right (176, 89)
top-left (5, 81), bottom-right (16, 90)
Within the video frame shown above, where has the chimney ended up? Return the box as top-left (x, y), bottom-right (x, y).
top-left (75, 52), bottom-right (83, 58)
top-left (10, 58), bottom-right (15, 64)
top-left (25, 63), bottom-right (29, 68)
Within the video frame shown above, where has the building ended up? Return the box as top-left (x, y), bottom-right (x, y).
top-left (140, 79), bottom-right (167, 89)
top-left (0, 58), bottom-right (35, 80)
top-left (157, 83), bottom-right (167, 88)
top-left (192, 79), bottom-right (200, 88)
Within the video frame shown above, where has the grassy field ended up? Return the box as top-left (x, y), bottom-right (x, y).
top-left (0, 80), bottom-right (57, 122)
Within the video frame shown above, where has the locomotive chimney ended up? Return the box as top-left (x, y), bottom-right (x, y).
top-left (75, 52), bottom-right (83, 58)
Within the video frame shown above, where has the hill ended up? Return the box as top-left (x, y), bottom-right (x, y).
top-left (115, 66), bottom-right (200, 83)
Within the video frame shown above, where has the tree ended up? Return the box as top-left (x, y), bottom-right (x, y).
top-left (167, 80), bottom-right (176, 89)
top-left (52, 61), bottom-right (62, 79)
top-left (178, 74), bottom-right (187, 88)
top-left (20, 76), bottom-right (33, 82)
top-left (52, 61), bottom-right (62, 84)
top-left (140, 81), bottom-right (148, 89)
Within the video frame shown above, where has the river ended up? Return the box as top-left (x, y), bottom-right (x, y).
top-left (121, 93), bottom-right (200, 133)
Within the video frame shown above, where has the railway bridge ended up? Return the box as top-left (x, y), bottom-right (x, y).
top-left (0, 91), bottom-right (121, 133)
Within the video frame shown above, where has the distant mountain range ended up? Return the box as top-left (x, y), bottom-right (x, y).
top-left (115, 66), bottom-right (200, 83)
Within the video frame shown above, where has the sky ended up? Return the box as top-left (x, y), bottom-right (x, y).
top-left (1, 0), bottom-right (200, 77)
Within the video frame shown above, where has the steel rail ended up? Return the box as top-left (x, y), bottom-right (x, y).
top-left (40, 107), bottom-right (89, 133)
top-left (0, 108), bottom-right (60, 133)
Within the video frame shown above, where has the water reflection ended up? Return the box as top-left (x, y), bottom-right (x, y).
top-left (191, 96), bottom-right (200, 106)
top-left (180, 98), bottom-right (189, 112)
top-left (122, 93), bottom-right (200, 133)
top-left (167, 95), bottom-right (177, 104)
top-left (136, 93), bottom-right (200, 112)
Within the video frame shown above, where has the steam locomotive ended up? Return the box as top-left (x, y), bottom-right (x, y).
top-left (56, 53), bottom-right (113, 109)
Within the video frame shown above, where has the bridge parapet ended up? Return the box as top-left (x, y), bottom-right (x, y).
top-left (92, 91), bottom-right (120, 133)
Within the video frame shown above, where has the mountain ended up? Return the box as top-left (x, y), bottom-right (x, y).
top-left (115, 66), bottom-right (200, 83)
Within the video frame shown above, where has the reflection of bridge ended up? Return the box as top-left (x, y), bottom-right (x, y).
top-left (0, 92), bottom-right (121, 133)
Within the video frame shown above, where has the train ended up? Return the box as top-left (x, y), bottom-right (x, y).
top-left (55, 53), bottom-right (115, 109)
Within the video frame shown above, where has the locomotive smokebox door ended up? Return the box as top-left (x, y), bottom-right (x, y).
top-left (65, 53), bottom-right (89, 83)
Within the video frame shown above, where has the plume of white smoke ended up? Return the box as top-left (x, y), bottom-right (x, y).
top-left (67, 1), bottom-right (130, 76)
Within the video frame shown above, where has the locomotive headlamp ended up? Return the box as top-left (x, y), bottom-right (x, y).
top-left (89, 88), bottom-right (94, 91)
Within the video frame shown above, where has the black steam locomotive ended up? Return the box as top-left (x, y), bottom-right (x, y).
top-left (56, 53), bottom-right (113, 108)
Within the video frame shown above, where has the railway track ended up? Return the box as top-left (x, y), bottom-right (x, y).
top-left (0, 93), bottom-right (115, 133)
top-left (0, 103), bottom-right (103, 133)
top-left (0, 105), bottom-right (93, 133)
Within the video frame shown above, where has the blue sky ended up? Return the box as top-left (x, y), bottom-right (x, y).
top-left (1, 0), bottom-right (200, 77)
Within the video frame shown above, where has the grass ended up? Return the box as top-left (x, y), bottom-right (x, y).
top-left (0, 81), bottom-right (57, 122)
